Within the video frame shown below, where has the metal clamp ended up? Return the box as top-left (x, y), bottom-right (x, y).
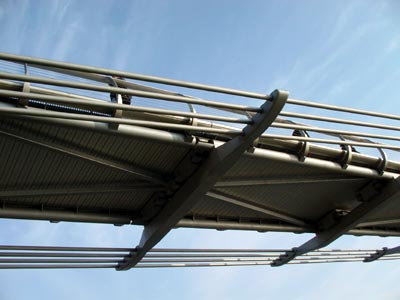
top-left (376, 148), bottom-right (388, 175)
top-left (106, 76), bottom-right (123, 130)
top-left (339, 136), bottom-right (352, 169)
top-left (364, 247), bottom-right (388, 262)
top-left (292, 127), bottom-right (309, 162)
top-left (18, 63), bottom-right (30, 107)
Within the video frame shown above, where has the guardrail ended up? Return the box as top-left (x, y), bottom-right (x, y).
top-left (0, 245), bottom-right (397, 269)
top-left (0, 52), bottom-right (399, 174)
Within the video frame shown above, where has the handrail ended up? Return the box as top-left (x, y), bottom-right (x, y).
top-left (0, 53), bottom-right (399, 173)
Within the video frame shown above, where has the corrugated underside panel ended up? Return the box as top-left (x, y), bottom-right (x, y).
top-left (191, 155), bottom-right (370, 222)
top-left (0, 117), bottom-right (189, 176)
top-left (189, 194), bottom-right (275, 220)
top-left (223, 155), bottom-right (346, 178)
top-left (1, 189), bottom-right (153, 210)
top-left (0, 117), bottom-right (191, 212)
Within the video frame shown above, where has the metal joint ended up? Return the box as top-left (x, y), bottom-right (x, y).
top-left (364, 247), bottom-right (388, 262)
top-left (376, 148), bottom-right (388, 175)
top-left (106, 76), bottom-right (123, 130)
top-left (339, 136), bottom-right (352, 169)
top-left (271, 248), bottom-right (297, 267)
top-left (292, 127), bottom-right (309, 162)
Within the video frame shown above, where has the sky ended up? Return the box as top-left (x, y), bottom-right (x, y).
top-left (0, 0), bottom-right (400, 299)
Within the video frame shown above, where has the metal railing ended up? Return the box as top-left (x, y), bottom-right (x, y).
top-left (0, 52), bottom-right (399, 175)
top-left (0, 245), bottom-right (397, 269)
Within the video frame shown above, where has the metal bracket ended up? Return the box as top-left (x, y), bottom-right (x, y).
top-left (116, 89), bottom-right (289, 271)
top-left (272, 177), bottom-right (400, 267)
top-left (106, 76), bottom-right (123, 130)
top-left (292, 126), bottom-right (309, 162)
top-left (18, 63), bottom-right (30, 107)
top-left (364, 247), bottom-right (388, 262)
top-left (339, 136), bottom-right (352, 169)
top-left (376, 148), bottom-right (388, 175)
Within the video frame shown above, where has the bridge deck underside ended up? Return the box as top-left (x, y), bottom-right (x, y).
top-left (1, 115), bottom-right (398, 237)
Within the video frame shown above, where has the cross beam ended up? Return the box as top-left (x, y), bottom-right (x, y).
top-left (364, 245), bottom-right (400, 262)
top-left (272, 177), bottom-right (400, 266)
top-left (116, 89), bottom-right (288, 270)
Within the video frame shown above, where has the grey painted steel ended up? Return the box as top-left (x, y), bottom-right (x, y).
top-left (207, 191), bottom-right (307, 227)
top-left (214, 176), bottom-right (363, 187)
top-left (0, 252), bottom-right (126, 258)
top-left (0, 258), bottom-right (120, 263)
top-left (0, 206), bottom-right (132, 225)
top-left (0, 130), bottom-right (168, 186)
top-left (117, 90), bottom-right (289, 271)
top-left (0, 90), bottom-right (252, 124)
top-left (0, 72), bottom-right (262, 112)
top-left (247, 146), bottom-right (399, 180)
top-left (287, 98), bottom-right (400, 121)
top-left (177, 218), bottom-right (309, 233)
top-left (3, 105), bottom-right (398, 149)
top-left (272, 178), bottom-right (400, 266)
top-left (177, 218), bottom-right (400, 237)
top-left (261, 134), bottom-right (400, 150)
top-left (271, 122), bottom-right (400, 142)
top-left (0, 245), bottom-right (132, 251)
top-left (280, 111), bottom-right (400, 132)
top-left (0, 183), bottom-right (161, 197)
top-left (0, 106), bottom-right (243, 136)
top-left (0, 264), bottom-right (117, 269)
top-left (0, 52), bottom-right (270, 99)
top-left (364, 245), bottom-right (400, 262)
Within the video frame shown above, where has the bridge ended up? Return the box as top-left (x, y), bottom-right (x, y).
top-left (0, 53), bottom-right (399, 270)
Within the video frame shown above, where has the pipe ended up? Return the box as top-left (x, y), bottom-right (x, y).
top-left (0, 72), bottom-right (262, 112)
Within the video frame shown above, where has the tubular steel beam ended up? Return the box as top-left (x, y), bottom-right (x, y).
top-left (272, 178), bottom-right (400, 266)
top-left (0, 72), bottom-right (262, 113)
top-left (214, 176), bottom-right (363, 187)
top-left (206, 191), bottom-right (307, 227)
top-left (116, 89), bottom-right (288, 271)
top-left (0, 183), bottom-right (161, 198)
top-left (0, 52), bottom-right (270, 99)
top-left (0, 206), bottom-right (132, 225)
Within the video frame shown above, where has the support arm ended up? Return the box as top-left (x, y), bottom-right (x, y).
top-left (117, 89), bottom-right (288, 270)
top-left (272, 177), bottom-right (400, 266)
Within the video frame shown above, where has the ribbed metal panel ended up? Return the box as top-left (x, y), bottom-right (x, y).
top-left (190, 195), bottom-right (273, 220)
top-left (223, 155), bottom-right (344, 178)
top-left (212, 179), bottom-right (366, 220)
top-left (0, 117), bottom-right (189, 176)
top-left (2, 188), bottom-right (153, 211)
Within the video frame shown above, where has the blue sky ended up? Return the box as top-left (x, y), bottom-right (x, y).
top-left (0, 0), bottom-right (400, 299)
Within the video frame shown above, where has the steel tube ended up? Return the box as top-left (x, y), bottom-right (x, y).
top-left (177, 219), bottom-right (310, 233)
top-left (0, 107), bottom-right (243, 135)
top-left (271, 123), bottom-right (400, 142)
top-left (144, 253), bottom-right (281, 258)
top-left (0, 206), bottom-right (132, 225)
top-left (0, 72), bottom-right (262, 112)
top-left (0, 252), bottom-right (126, 258)
top-left (248, 144), bottom-right (399, 180)
top-left (0, 90), bottom-right (252, 124)
top-left (0, 245), bottom-right (132, 252)
top-left (135, 262), bottom-right (273, 268)
top-left (150, 248), bottom-right (287, 253)
top-left (0, 52), bottom-right (270, 99)
top-left (0, 258), bottom-right (120, 263)
top-left (140, 258), bottom-right (277, 263)
top-left (287, 98), bottom-right (400, 121)
top-left (0, 101), bottom-right (208, 149)
top-left (261, 134), bottom-right (400, 150)
top-left (0, 264), bottom-right (117, 269)
top-left (280, 111), bottom-right (400, 132)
